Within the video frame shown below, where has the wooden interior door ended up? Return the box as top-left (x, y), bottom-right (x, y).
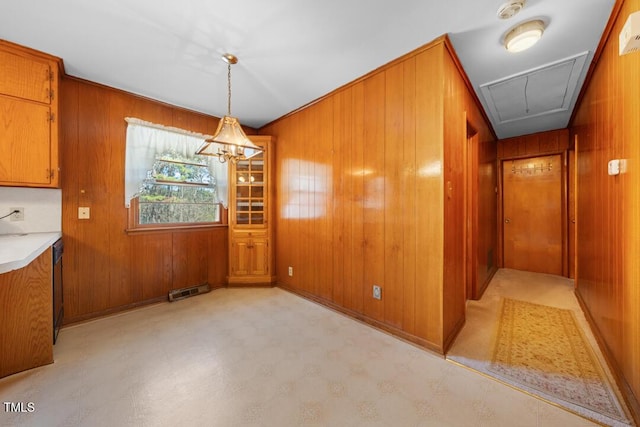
top-left (502, 154), bottom-right (563, 275)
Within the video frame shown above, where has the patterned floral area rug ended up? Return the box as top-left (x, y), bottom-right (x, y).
top-left (489, 298), bottom-right (630, 426)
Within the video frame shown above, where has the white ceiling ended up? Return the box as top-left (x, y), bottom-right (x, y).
top-left (0, 0), bottom-right (616, 138)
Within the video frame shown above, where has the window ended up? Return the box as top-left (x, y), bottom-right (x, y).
top-left (137, 151), bottom-right (220, 225)
top-left (124, 118), bottom-right (229, 231)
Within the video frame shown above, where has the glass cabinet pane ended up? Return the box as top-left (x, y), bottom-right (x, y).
top-left (251, 213), bottom-right (264, 224)
top-left (237, 213), bottom-right (250, 224)
top-left (251, 187), bottom-right (263, 198)
top-left (237, 186), bottom-right (250, 198)
top-left (250, 200), bottom-right (264, 210)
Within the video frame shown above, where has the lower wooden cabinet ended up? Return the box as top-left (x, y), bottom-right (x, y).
top-left (229, 233), bottom-right (270, 282)
top-left (0, 248), bottom-right (53, 378)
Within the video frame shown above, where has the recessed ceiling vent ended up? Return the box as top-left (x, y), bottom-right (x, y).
top-left (480, 52), bottom-right (588, 125)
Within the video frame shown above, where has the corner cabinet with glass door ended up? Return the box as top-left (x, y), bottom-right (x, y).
top-left (228, 136), bottom-right (275, 285)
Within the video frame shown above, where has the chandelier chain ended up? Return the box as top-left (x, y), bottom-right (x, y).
top-left (227, 62), bottom-right (232, 116)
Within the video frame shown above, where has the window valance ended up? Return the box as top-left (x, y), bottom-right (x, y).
top-left (124, 117), bottom-right (229, 208)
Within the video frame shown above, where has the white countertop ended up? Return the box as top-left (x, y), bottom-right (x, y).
top-left (0, 232), bottom-right (62, 274)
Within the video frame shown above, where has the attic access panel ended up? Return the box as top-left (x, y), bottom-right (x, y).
top-left (480, 52), bottom-right (589, 124)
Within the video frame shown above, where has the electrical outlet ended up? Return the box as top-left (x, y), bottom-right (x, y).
top-left (288, 266), bottom-right (293, 277)
top-left (10, 207), bottom-right (24, 221)
top-left (373, 285), bottom-right (382, 300)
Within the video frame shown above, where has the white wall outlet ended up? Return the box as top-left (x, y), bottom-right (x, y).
top-left (288, 266), bottom-right (293, 277)
top-left (373, 285), bottom-right (382, 300)
top-left (9, 207), bottom-right (24, 221)
top-left (78, 207), bottom-right (90, 219)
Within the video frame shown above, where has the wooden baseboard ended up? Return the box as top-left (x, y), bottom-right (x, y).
top-left (475, 266), bottom-right (498, 300)
top-left (227, 283), bottom-right (275, 288)
top-left (575, 289), bottom-right (640, 425)
top-left (227, 275), bottom-right (277, 286)
top-left (443, 315), bottom-right (466, 354)
top-left (62, 283), bottom-right (227, 326)
top-left (277, 284), bottom-right (445, 356)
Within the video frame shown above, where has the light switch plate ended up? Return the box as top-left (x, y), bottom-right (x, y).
top-left (78, 207), bottom-right (90, 219)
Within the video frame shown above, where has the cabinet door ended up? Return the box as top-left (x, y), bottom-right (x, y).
top-left (251, 238), bottom-right (269, 276)
top-left (0, 50), bottom-right (51, 104)
top-left (230, 239), bottom-right (252, 276)
top-left (0, 95), bottom-right (52, 185)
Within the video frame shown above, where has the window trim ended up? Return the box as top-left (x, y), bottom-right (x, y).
top-left (126, 196), bottom-right (228, 234)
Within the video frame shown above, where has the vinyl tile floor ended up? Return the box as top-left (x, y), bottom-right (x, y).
top-left (1, 278), bottom-right (602, 426)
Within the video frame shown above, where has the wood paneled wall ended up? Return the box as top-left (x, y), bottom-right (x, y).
top-left (442, 48), bottom-right (498, 321)
top-left (571, 0), bottom-right (640, 419)
top-left (260, 37), bottom-right (496, 353)
top-left (60, 78), bottom-right (232, 323)
top-left (498, 129), bottom-right (569, 160)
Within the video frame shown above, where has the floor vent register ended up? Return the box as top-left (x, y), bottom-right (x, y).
top-left (168, 283), bottom-right (211, 302)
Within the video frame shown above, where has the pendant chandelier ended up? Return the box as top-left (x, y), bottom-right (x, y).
top-left (196, 53), bottom-right (262, 163)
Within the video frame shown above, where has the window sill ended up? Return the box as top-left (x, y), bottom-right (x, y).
top-left (125, 223), bottom-right (228, 235)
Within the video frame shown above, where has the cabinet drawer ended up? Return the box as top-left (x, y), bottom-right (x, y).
top-left (232, 230), bottom-right (267, 239)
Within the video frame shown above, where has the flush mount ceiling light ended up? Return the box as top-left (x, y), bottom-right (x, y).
top-left (497, 0), bottom-right (526, 20)
top-left (504, 19), bottom-right (545, 53)
top-left (196, 53), bottom-right (262, 163)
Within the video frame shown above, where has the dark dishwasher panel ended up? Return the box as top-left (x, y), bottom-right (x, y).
top-left (53, 238), bottom-right (63, 344)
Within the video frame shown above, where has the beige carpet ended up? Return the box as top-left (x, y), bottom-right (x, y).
top-left (447, 269), bottom-right (633, 427)
top-left (489, 298), bottom-right (628, 425)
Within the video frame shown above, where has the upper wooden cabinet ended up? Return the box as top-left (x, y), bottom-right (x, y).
top-left (228, 136), bottom-right (275, 285)
top-left (0, 41), bottom-right (61, 188)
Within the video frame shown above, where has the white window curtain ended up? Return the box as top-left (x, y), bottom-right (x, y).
top-left (124, 117), bottom-right (229, 208)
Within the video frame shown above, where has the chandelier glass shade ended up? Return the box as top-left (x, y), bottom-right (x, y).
top-left (196, 53), bottom-right (262, 163)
